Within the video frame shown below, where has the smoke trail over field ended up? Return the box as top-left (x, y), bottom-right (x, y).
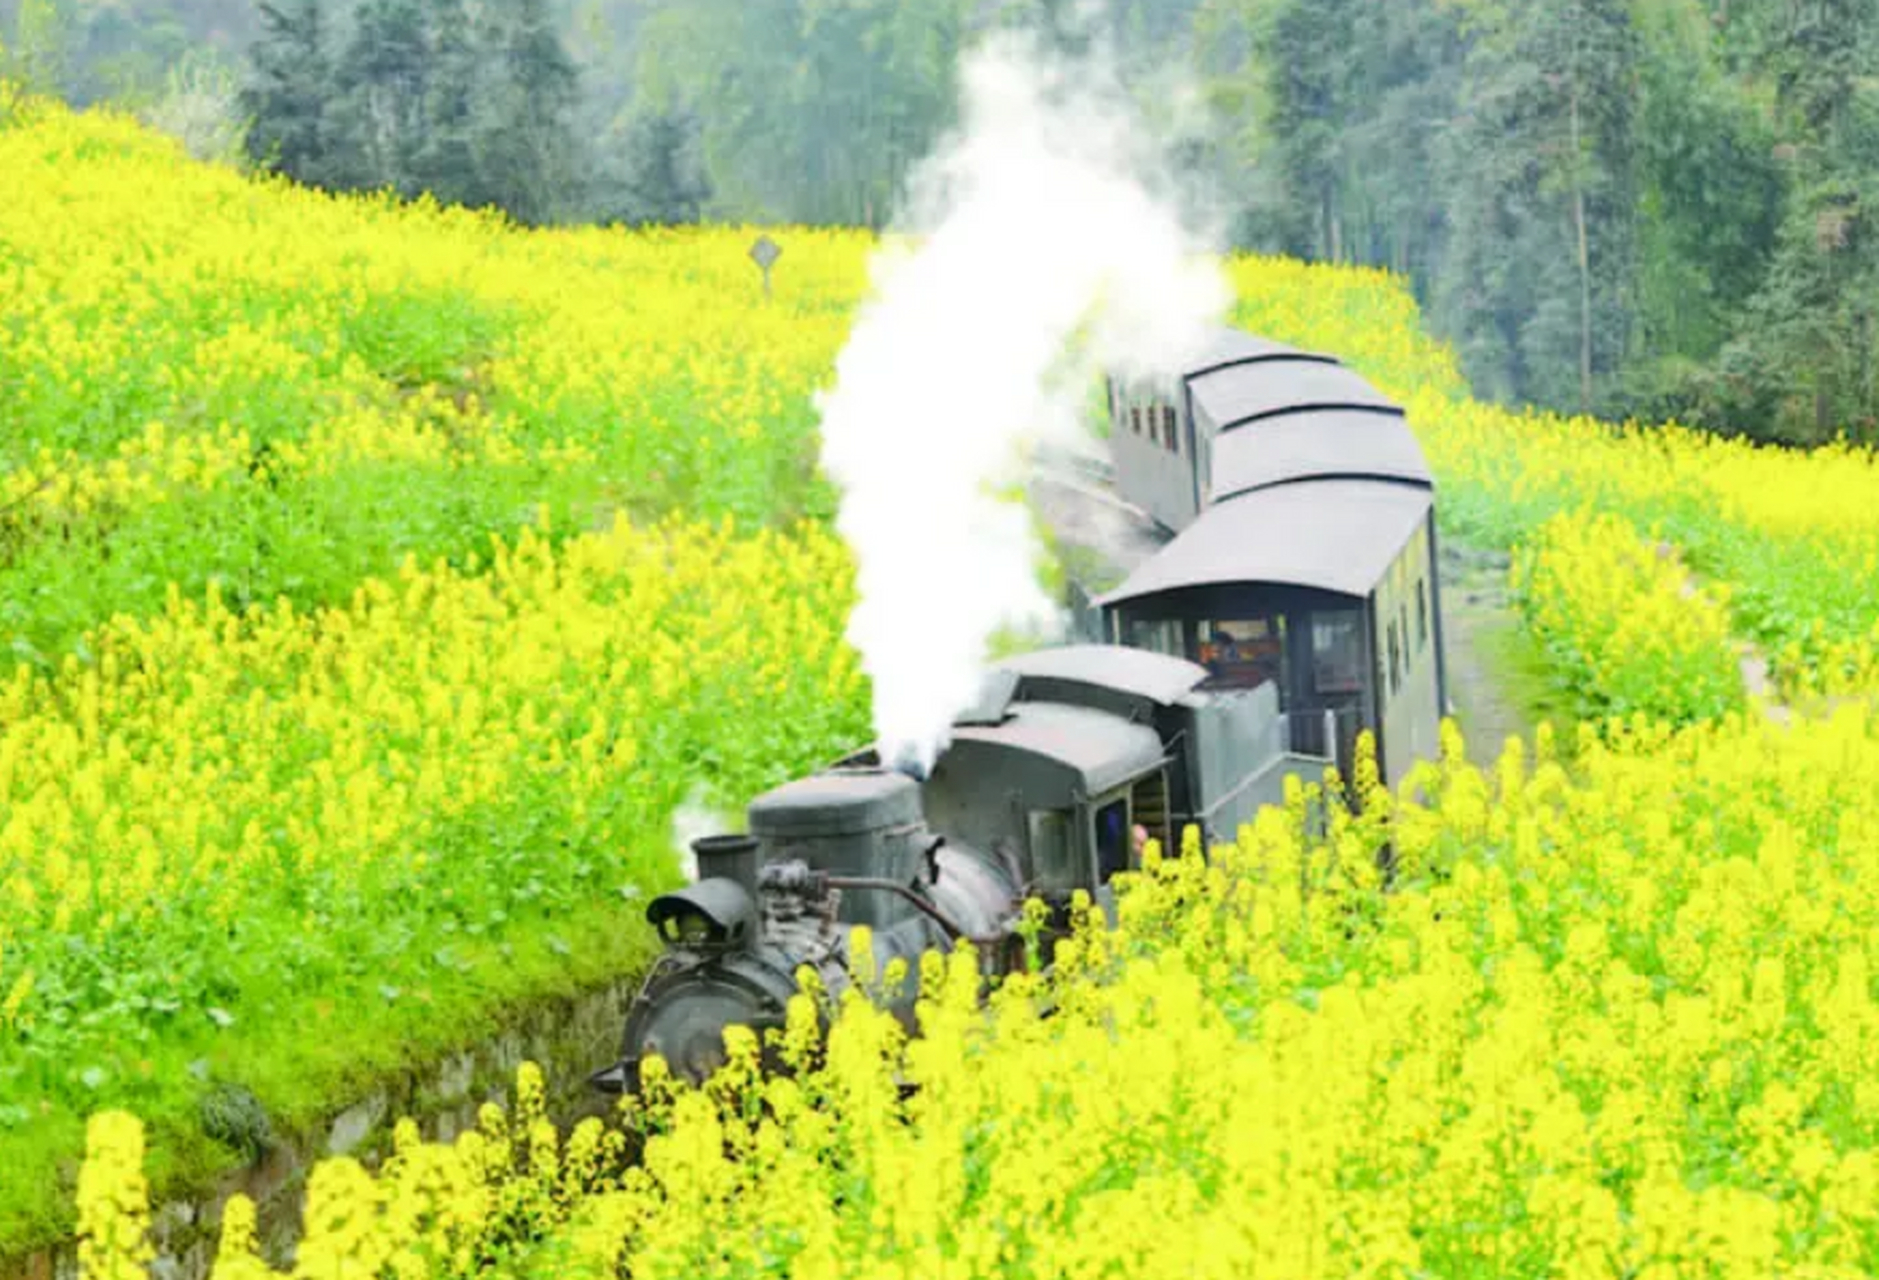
top-left (814, 23), bottom-right (1230, 777)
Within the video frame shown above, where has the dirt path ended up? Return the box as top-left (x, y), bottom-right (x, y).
top-left (1435, 539), bottom-right (1571, 764)
top-left (1653, 541), bottom-right (1793, 726)
top-left (1435, 535), bottom-right (1797, 769)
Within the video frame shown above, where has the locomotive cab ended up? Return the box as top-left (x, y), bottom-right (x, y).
top-left (837, 644), bottom-right (1286, 913)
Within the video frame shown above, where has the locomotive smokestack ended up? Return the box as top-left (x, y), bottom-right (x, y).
top-left (691, 833), bottom-right (760, 899)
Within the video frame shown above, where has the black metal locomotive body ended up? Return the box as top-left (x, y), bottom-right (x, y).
top-left (591, 644), bottom-right (1304, 1094)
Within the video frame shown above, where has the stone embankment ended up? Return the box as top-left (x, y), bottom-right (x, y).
top-left (2, 974), bottom-right (639, 1280)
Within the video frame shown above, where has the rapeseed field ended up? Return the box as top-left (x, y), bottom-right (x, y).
top-left (11, 81), bottom-right (1879, 1277)
top-left (0, 88), bottom-right (881, 1253)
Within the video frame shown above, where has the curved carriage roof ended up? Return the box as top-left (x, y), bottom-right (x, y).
top-left (1208, 409), bottom-right (1433, 501)
top-left (1181, 330), bottom-right (1334, 380)
top-left (1189, 358), bottom-right (1400, 429)
top-left (993, 644), bottom-right (1209, 706)
top-left (1100, 325), bottom-right (1435, 605)
top-left (1094, 477), bottom-right (1433, 605)
top-left (945, 701), bottom-right (1167, 796)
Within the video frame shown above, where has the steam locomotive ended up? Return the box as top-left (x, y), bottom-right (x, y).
top-left (589, 323), bottom-right (1448, 1094)
top-left (588, 643), bottom-right (1293, 1093)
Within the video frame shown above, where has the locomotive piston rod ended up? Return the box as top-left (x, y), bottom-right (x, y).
top-left (799, 868), bottom-right (1008, 952)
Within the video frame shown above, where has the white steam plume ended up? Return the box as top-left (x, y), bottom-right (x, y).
top-left (669, 787), bottom-right (731, 882)
top-left (814, 25), bottom-right (1230, 777)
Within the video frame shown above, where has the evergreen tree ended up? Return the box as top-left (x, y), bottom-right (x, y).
top-left (409, 0), bottom-right (488, 209)
top-left (1260, 0), bottom-right (1360, 261)
top-left (631, 0), bottom-right (968, 228)
top-left (1431, 0), bottom-right (1639, 414)
top-left (329, 0), bottom-right (430, 194)
top-left (478, 0), bottom-right (580, 224)
top-left (1710, 0), bottom-right (1879, 441)
top-left (238, 0), bottom-right (334, 186)
top-left (5, 0), bottom-right (69, 96)
top-left (1619, 0), bottom-right (1782, 422)
top-left (1342, 2), bottom-right (1466, 289)
top-left (1198, 0), bottom-right (1466, 294)
top-left (609, 107), bottom-right (712, 226)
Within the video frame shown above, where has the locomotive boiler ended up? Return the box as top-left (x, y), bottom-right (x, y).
top-left (588, 766), bottom-right (1027, 1091)
top-left (590, 643), bottom-right (1330, 1095)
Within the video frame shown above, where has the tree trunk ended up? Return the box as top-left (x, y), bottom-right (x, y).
top-left (1569, 68), bottom-right (1593, 415)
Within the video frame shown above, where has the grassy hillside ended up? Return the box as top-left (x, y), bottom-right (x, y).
top-left (0, 88), bottom-right (883, 1257)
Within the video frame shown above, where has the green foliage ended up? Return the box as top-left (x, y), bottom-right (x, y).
top-left (239, 0), bottom-right (585, 226)
top-left (1204, 0), bottom-right (1879, 444)
top-left (1700, 0), bottom-right (1879, 445)
top-left (632, 0), bottom-right (970, 228)
top-left (4, 0), bottom-right (67, 95)
top-left (239, 0), bottom-right (334, 186)
top-left (599, 107), bottom-right (712, 228)
top-left (197, 1082), bottom-right (271, 1163)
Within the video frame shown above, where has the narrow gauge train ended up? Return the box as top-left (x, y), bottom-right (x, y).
top-left (589, 325), bottom-right (1448, 1095)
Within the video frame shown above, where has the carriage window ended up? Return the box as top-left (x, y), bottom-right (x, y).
top-left (1128, 618), bottom-right (1181, 656)
top-left (1094, 798), bottom-right (1130, 886)
top-left (1311, 612), bottom-right (1363, 695)
top-left (1401, 605), bottom-right (1412, 672)
top-left (1198, 617), bottom-right (1285, 690)
top-left (1386, 619), bottom-right (1401, 696)
top-left (1130, 405), bottom-right (1142, 435)
top-left (1028, 810), bottom-right (1076, 890)
top-left (1163, 406), bottom-right (1180, 453)
top-left (1416, 581), bottom-right (1429, 651)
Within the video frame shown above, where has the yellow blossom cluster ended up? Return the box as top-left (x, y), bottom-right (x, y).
top-left (1509, 507), bottom-right (1745, 725)
top-left (0, 93), bottom-right (871, 481)
top-left (30, 78), bottom-right (1879, 1278)
top-left (79, 1063), bottom-right (629, 1280)
top-left (71, 712), bottom-right (1879, 1278)
top-left (1401, 393), bottom-right (1879, 697)
top-left (75, 1111), bottom-right (151, 1280)
top-left (1226, 253), bottom-right (1472, 403)
top-left (0, 512), bottom-right (858, 948)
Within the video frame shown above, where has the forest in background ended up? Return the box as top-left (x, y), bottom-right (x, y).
top-left (4, 0), bottom-right (1878, 445)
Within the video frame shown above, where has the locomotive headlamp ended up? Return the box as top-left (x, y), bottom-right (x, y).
top-left (646, 879), bottom-right (758, 954)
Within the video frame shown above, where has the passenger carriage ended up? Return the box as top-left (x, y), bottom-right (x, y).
top-left (1099, 328), bottom-right (1447, 793)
